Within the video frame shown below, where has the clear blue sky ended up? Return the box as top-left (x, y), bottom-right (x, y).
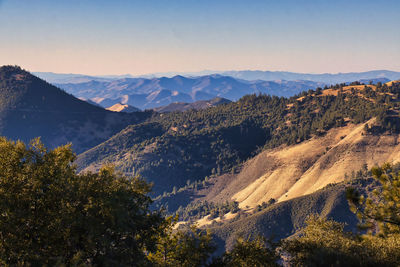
top-left (0, 0), bottom-right (399, 75)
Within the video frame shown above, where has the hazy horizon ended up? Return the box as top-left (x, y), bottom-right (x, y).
top-left (32, 68), bottom-right (400, 78)
top-left (1, 0), bottom-right (399, 75)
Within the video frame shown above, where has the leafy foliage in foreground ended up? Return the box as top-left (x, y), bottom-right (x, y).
top-left (347, 162), bottom-right (400, 235)
top-left (283, 163), bottom-right (400, 266)
top-left (282, 215), bottom-right (400, 267)
top-left (148, 219), bottom-right (215, 267)
top-left (212, 236), bottom-right (279, 267)
top-left (0, 137), bottom-right (164, 266)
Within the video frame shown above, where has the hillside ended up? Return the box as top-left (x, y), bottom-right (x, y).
top-left (55, 75), bottom-right (325, 109)
top-left (152, 97), bottom-right (231, 113)
top-left (158, 117), bottom-right (400, 211)
top-left (76, 81), bottom-right (399, 196)
top-left (0, 66), bottom-right (151, 153)
top-left (211, 182), bottom-right (359, 250)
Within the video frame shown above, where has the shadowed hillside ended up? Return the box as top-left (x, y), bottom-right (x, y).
top-left (211, 183), bottom-right (359, 250)
top-left (0, 66), bottom-right (151, 153)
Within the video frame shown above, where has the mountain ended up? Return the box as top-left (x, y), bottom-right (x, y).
top-left (106, 103), bottom-right (141, 113)
top-left (220, 70), bottom-right (400, 84)
top-left (0, 66), bottom-right (151, 153)
top-left (76, 81), bottom-right (400, 197)
top-left (55, 75), bottom-right (325, 109)
top-left (152, 97), bottom-right (231, 113)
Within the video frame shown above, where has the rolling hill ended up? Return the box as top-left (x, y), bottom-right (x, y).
top-left (0, 66), bottom-right (151, 153)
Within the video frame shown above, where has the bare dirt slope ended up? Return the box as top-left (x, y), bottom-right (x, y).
top-left (203, 118), bottom-right (400, 209)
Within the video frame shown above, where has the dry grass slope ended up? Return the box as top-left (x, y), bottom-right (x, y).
top-left (203, 118), bottom-right (400, 209)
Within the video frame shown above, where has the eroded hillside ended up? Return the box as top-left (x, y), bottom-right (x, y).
top-left (195, 119), bottom-right (400, 209)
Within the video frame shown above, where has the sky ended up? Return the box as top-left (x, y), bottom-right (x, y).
top-left (0, 0), bottom-right (399, 75)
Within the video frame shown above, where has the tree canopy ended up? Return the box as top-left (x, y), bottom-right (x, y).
top-left (0, 137), bottom-right (164, 266)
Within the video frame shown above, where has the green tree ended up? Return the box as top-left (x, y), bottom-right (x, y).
top-left (281, 215), bottom-right (400, 267)
top-left (347, 162), bottom-right (400, 235)
top-left (0, 138), bottom-right (164, 266)
top-left (217, 236), bottom-right (279, 267)
top-left (148, 221), bottom-right (215, 267)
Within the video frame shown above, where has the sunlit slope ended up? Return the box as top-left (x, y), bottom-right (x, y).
top-left (207, 119), bottom-right (400, 208)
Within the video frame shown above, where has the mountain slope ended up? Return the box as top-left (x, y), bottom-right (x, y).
top-left (0, 66), bottom-right (150, 153)
top-left (76, 82), bottom-right (398, 196)
top-left (164, 118), bottom-right (399, 210)
top-left (211, 183), bottom-right (359, 250)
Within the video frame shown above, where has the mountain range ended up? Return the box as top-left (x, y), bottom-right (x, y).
top-left (55, 76), bottom-right (327, 110)
top-left (35, 70), bottom-right (400, 84)
top-left (4, 65), bottom-right (400, 251)
top-left (34, 71), bottom-right (398, 110)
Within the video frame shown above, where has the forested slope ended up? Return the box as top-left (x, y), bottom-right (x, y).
top-left (77, 81), bottom-right (400, 195)
top-left (0, 66), bottom-right (151, 153)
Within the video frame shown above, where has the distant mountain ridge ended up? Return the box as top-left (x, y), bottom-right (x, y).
top-left (56, 75), bottom-right (326, 109)
top-left (220, 70), bottom-right (400, 84)
top-left (35, 70), bottom-right (400, 84)
top-left (33, 72), bottom-right (133, 84)
top-left (39, 70), bottom-right (398, 110)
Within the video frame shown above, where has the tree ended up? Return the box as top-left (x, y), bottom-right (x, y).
top-left (0, 138), bottom-right (165, 266)
top-left (216, 236), bottom-right (279, 267)
top-left (281, 215), bottom-right (400, 267)
top-left (148, 221), bottom-right (215, 267)
top-left (347, 162), bottom-right (400, 235)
